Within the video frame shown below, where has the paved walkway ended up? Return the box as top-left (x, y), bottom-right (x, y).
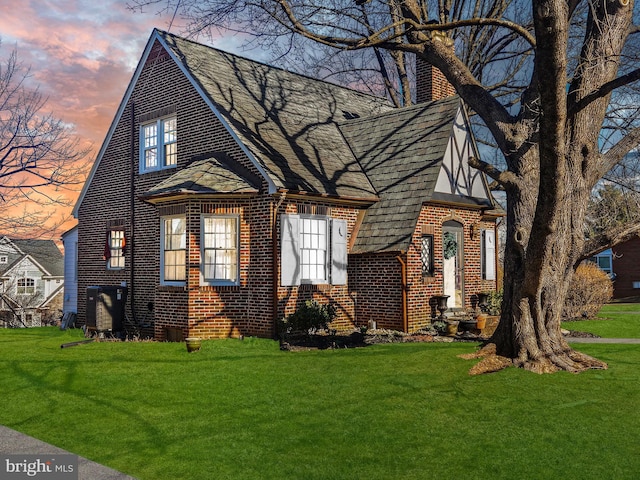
top-left (0, 426), bottom-right (136, 479)
top-left (567, 337), bottom-right (640, 343)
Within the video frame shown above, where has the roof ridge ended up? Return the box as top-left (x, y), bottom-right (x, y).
top-left (156, 29), bottom-right (391, 107)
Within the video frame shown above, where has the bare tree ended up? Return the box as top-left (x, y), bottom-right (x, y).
top-left (0, 41), bottom-right (91, 238)
top-left (129, 0), bottom-right (640, 373)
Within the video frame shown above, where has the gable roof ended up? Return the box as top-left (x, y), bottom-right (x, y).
top-left (159, 31), bottom-right (390, 200)
top-left (73, 30), bottom-right (497, 255)
top-left (0, 237), bottom-right (64, 277)
top-left (73, 29), bottom-right (390, 215)
top-left (340, 97), bottom-right (461, 254)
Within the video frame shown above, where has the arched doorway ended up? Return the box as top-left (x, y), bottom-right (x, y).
top-left (442, 220), bottom-right (464, 309)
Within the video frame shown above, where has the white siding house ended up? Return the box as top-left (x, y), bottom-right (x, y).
top-left (61, 226), bottom-right (78, 315)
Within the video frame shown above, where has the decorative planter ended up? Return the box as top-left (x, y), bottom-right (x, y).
top-left (446, 321), bottom-right (459, 337)
top-left (458, 320), bottom-right (477, 332)
top-left (476, 314), bottom-right (487, 330)
top-left (185, 337), bottom-right (202, 353)
top-left (432, 295), bottom-right (450, 321)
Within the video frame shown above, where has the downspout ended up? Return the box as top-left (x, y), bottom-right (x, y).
top-left (396, 253), bottom-right (408, 333)
top-left (129, 101), bottom-right (137, 324)
top-left (271, 191), bottom-right (287, 338)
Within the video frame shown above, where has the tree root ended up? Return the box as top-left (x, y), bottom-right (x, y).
top-left (458, 343), bottom-right (608, 375)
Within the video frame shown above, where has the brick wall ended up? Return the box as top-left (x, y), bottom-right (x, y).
top-left (612, 237), bottom-right (640, 299)
top-left (77, 39), bottom-right (498, 340)
top-left (349, 204), bottom-right (499, 332)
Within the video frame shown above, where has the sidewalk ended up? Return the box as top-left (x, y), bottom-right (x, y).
top-left (567, 337), bottom-right (640, 343)
top-left (0, 426), bottom-right (136, 479)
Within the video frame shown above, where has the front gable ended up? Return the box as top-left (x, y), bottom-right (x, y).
top-left (432, 107), bottom-right (493, 206)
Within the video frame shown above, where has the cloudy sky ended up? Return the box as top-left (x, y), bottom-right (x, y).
top-left (0, 0), bottom-right (251, 236)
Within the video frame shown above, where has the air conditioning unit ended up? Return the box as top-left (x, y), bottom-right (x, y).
top-left (86, 286), bottom-right (127, 332)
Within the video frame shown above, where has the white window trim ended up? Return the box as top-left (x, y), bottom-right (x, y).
top-left (139, 116), bottom-right (177, 173)
top-left (200, 214), bottom-right (240, 286)
top-left (481, 229), bottom-right (496, 281)
top-left (299, 215), bottom-right (330, 285)
top-left (17, 277), bottom-right (36, 295)
top-left (0, 255), bottom-right (7, 264)
top-left (280, 214), bottom-right (347, 287)
top-left (160, 215), bottom-right (186, 286)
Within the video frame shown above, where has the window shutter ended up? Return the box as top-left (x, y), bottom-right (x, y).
top-left (482, 229), bottom-right (496, 281)
top-left (280, 214), bottom-right (300, 286)
top-left (331, 219), bottom-right (348, 285)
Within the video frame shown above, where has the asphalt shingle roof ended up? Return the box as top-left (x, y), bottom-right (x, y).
top-left (340, 97), bottom-right (460, 254)
top-left (143, 156), bottom-right (260, 199)
top-left (158, 30), bottom-right (390, 201)
top-left (1, 238), bottom-right (64, 276)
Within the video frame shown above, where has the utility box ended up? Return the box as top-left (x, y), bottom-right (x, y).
top-left (86, 286), bottom-right (127, 332)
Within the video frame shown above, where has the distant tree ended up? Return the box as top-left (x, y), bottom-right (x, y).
top-left (130, 0), bottom-right (640, 373)
top-left (0, 41), bottom-right (90, 237)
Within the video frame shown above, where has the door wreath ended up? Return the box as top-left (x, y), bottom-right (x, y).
top-left (443, 231), bottom-right (458, 260)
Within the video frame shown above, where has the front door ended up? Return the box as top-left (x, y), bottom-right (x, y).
top-left (443, 221), bottom-right (464, 309)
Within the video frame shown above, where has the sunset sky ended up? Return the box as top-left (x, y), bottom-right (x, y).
top-left (0, 0), bottom-right (252, 238)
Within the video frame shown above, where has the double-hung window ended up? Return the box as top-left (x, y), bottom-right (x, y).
top-left (161, 216), bottom-right (186, 285)
top-left (107, 230), bottom-right (125, 270)
top-left (140, 117), bottom-right (177, 173)
top-left (281, 214), bottom-right (347, 286)
top-left (300, 217), bottom-right (328, 283)
top-left (201, 215), bottom-right (239, 285)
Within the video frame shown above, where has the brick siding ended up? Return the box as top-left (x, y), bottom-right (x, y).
top-left (77, 40), bottom-right (497, 340)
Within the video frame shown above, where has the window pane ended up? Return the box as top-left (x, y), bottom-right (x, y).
top-left (202, 216), bottom-right (238, 283)
top-left (145, 148), bottom-right (157, 169)
top-left (299, 217), bottom-right (327, 282)
top-left (163, 118), bottom-right (177, 143)
top-left (163, 217), bottom-right (186, 282)
top-left (143, 124), bottom-right (157, 147)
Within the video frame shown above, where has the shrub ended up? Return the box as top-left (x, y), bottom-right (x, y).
top-left (278, 300), bottom-right (337, 335)
top-left (486, 290), bottom-right (503, 316)
top-left (563, 262), bottom-right (613, 320)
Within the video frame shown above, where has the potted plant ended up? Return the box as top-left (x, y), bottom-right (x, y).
top-left (185, 337), bottom-right (202, 352)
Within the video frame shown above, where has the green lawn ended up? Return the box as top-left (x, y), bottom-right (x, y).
top-left (1, 327), bottom-right (639, 479)
top-left (562, 303), bottom-right (640, 338)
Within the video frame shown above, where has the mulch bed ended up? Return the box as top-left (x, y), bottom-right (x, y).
top-left (279, 328), bottom-right (600, 351)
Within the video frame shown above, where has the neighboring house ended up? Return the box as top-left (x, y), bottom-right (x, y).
top-left (598, 238), bottom-right (640, 299)
top-left (61, 225), bottom-right (78, 316)
top-left (72, 29), bottom-right (502, 340)
top-left (0, 236), bottom-right (64, 327)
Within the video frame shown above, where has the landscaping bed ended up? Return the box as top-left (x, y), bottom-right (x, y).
top-left (280, 325), bottom-right (600, 351)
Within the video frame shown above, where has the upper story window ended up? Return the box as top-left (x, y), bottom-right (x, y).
top-left (17, 278), bottom-right (35, 295)
top-left (161, 216), bottom-right (186, 285)
top-left (140, 117), bottom-right (177, 173)
top-left (201, 215), bottom-right (239, 286)
top-left (0, 255), bottom-right (7, 264)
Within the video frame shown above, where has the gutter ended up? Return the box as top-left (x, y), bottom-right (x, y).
top-left (396, 253), bottom-right (408, 333)
top-left (271, 191), bottom-right (287, 337)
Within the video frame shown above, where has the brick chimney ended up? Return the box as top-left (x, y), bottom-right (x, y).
top-left (416, 32), bottom-right (456, 103)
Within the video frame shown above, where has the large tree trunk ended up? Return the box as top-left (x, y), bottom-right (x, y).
top-left (488, 191), bottom-right (608, 373)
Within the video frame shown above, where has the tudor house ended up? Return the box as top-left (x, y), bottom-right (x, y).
top-left (73, 29), bottom-right (501, 340)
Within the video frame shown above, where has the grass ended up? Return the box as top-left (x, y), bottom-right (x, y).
top-left (1, 327), bottom-right (639, 479)
top-left (562, 303), bottom-right (640, 338)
